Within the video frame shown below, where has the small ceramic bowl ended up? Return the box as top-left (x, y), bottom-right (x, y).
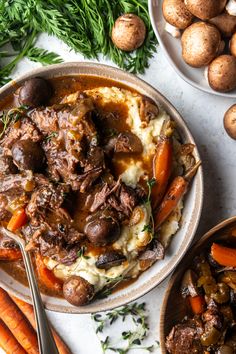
top-left (160, 216), bottom-right (236, 353)
top-left (0, 62), bottom-right (203, 314)
top-left (148, 0), bottom-right (236, 98)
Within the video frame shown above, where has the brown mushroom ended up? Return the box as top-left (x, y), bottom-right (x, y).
top-left (19, 77), bottom-right (52, 107)
top-left (63, 276), bottom-right (95, 306)
top-left (115, 131), bottom-right (143, 154)
top-left (208, 55), bottom-right (236, 92)
top-left (209, 13), bottom-right (236, 37)
top-left (111, 14), bottom-right (146, 52)
top-left (224, 104), bottom-right (236, 139)
top-left (184, 0), bottom-right (227, 20)
top-left (181, 22), bottom-right (222, 67)
top-left (226, 0), bottom-right (236, 16)
top-left (95, 251), bottom-right (126, 270)
top-left (230, 32), bottom-right (236, 57)
top-left (181, 269), bottom-right (199, 297)
top-left (162, 0), bottom-right (193, 30)
top-left (139, 96), bottom-right (159, 123)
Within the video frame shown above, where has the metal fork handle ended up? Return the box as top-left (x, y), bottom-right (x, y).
top-left (20, 246), bottom-right (59, 354)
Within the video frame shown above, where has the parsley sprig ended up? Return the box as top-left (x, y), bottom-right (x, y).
top-left (92, 302), bottom-right (159, 353)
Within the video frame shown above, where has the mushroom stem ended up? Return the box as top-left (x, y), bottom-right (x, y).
top-left (226, 0), bottom-right (236, 16)
top-left (165, 23), bottom-right (181, 38)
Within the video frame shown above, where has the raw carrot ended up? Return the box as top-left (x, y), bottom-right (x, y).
top-left (189, 295), bottom-right (205, 315)
top-left (0, 319), bottom-right (27, 354)
top-left (154, 161), bottom-right (201, 230)
top-left (11, 296), bottom-right (72, 354)
top-left (7, 208), bottom-right (27, 232)
top-left (154, 176), bottom-right (187, 230)
top-left (0, 248), bottom-right (22, 261)
top-left (0, 288), bottom-right (39, 354)
top-left (36, 254), bottom-right (63, 292)
top-left (211, 243), bottom-right (236, 267)
top-left (151, 120), bottom-right (173, 210)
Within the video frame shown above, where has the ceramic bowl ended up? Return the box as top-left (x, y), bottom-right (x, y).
top-left (160, 216), bottom-right (236, 353)
top-left (148, 0), bottom-right (236, 98)
top-left (0, 62), bottom-right (203, 313)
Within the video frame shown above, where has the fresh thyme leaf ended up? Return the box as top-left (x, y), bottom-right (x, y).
top-left (26, 47), bottom-right (63, 66)
top-left (142, 224), bottom-right (152, 233)
top-left (45, 131), bottom-right (58, 141)
top-left (92, 302), bottom-right (159, 353)
top-left (0, 106), bottom-right (27, 139)
top-left (77, 245), bottom-right (89, 259)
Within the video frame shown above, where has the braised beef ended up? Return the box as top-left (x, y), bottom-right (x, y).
top-left (115, 131), bottom-right (143, 154)
top-left (166, 318), bottom-right (204, 354)
top-left (0, 155), bottom-right (18, 176)
top-left (19, 78), bottom-right (52, 107)
top-left (202, 300), bottom-right (223, 332)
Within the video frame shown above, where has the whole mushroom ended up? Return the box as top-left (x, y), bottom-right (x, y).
top-left (181, 22), bottom-right (222, 67)
top-left (162, 0), bottom-right (193, 30)
top-left (19, 77), bottom-right (52, 107)
top-left (111, 14), bottom-right (146, 52)
top-left (184, 0), bottom-right (227, 20)
top-left (230, 32), bottom-right (236, 57)
top-left (224, 104), bottom-right (236, 139)
top-left (208, 55), bottom-right (236, 92)
top-left (209, 13), bottom-right (236, 37)
top-left (226, 0), bottom-right (236, 16)
top-left (63, 276), bottom-right (95, 306)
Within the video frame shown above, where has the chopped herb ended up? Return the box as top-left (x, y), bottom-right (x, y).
top-left (142, 224), bottom-right (153, 233)
top-left (45, 131), bottom-right (58, 141)
top-left (95, 275), bottom-right (124, 299)
top-left (77, 246), bottom-right (90, 259)
top-left (0, 106), bottom-right (27, 139)
top-left (91, 302), bottom-right (159, 353)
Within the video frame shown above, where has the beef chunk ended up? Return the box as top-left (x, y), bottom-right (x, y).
top-left (0, 155), bottom-right (18, 176)
top-left (202, 300), bottom-right (223, 332)
top-left (166, 319), bottom-right (203, 354)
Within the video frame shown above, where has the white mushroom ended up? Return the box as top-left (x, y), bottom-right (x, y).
top-left (209, 13), bottom-right (236, 37)
top-left (226, 0), bottom-right (236, 16)
top-left (184, 0), bottom-right (227, 20)
top-left (230, 32), bottom-right (236, 57)
top-left (165, 23), bottom-right (181, 38)
top-left (162, 0), bottom-right (193, 29)
top-left (181, 22), bottom-right (222, 67)
top-left (208, 55), bottom-right (236, 92)
top-left (224, 104), bottom-right (236, 139)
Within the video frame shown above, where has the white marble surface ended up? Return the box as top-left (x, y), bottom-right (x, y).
top-left (2, 33), bottom-right (236, 354)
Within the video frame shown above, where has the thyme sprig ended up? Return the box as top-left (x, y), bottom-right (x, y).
top-left (0, 105), bottom-right (28, 139)
top-left (142, 178), bottom-right (156, 241)
top-left (92, 302), bottom-right (159, 353)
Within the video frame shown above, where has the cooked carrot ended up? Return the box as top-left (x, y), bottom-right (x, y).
top-left (189, 295), bottom-right (205, 315)
top-left (151, 119), bottom-right (173, 210)
top-left (0, 288), bottom-right (39, 354)
top-left (11, 296), bottom-right (72, 354)
top-left (0, 248), bottom-right (22, 261)
top-left (7, 208), bottom-right (27, 232)
top-left (36, 254), bottom-right (63, 292)
top-left (0, 319), bottom-right (27, 354)
top-left (211, 243), bottom-right (236, 267)
top-left (154, 161), bottom-right (201, 230)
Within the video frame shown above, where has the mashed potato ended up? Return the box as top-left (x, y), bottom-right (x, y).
top-left (45, 87), bottom-right (183, 292)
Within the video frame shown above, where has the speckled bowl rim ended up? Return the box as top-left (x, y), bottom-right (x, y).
top-left (0, 62), bottom-right (203, 314)
top-left (160, 215), bottom-right (236, 353)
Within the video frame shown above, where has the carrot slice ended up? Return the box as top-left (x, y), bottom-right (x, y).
top-left (0, 319), bottom-right (26, 354)
top-left (36, 254), bottom-right (63, 292)
top-left (211, 243), bottom-right (236, 267)
top-left (151, 120), bottom-right (173, 210)
top-left (11, 296), bottom-right (72, 354)
top-left (0, 248), bottom-right (22, 261)
top-left (7, 208), bottom-right (27, 232)
top-left (189, 295), bottom-right (205, 315)
top-left (0, 288), bottom-right (39, 354)
top-left (154, 176), bottom-right (187, 230)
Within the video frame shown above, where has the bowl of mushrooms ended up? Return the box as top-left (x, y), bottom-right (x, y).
top-left (148, 0), bottom-right (236, 97)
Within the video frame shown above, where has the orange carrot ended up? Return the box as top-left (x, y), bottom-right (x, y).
top-left (11, 296), bottom-right (72, 354)
top-left (154, 161), bottom-right (201, 230)
top-left (0, 319), bottom-right (26, 354)
top-left (151, 119), bottom-right (174, 210)
top-left (211, 243), bottom-right (236, 267)
top-left (189, 295), bottom-right (205, 315)
top-left (7, 208), bottom-right (27, 232)
top-left (36, 254), bottom-right (63, 292)
top-left (0, 288), bottom-right (39, 354)
top-left (0, 248), bottom-right (22, 261)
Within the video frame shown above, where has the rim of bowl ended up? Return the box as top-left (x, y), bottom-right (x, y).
top-left (148, 0), bottom-right (236, 99)
top-left (0, 62), bottom-right (203, 313)
top-left (159, 215), bottom-right (236, 353)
